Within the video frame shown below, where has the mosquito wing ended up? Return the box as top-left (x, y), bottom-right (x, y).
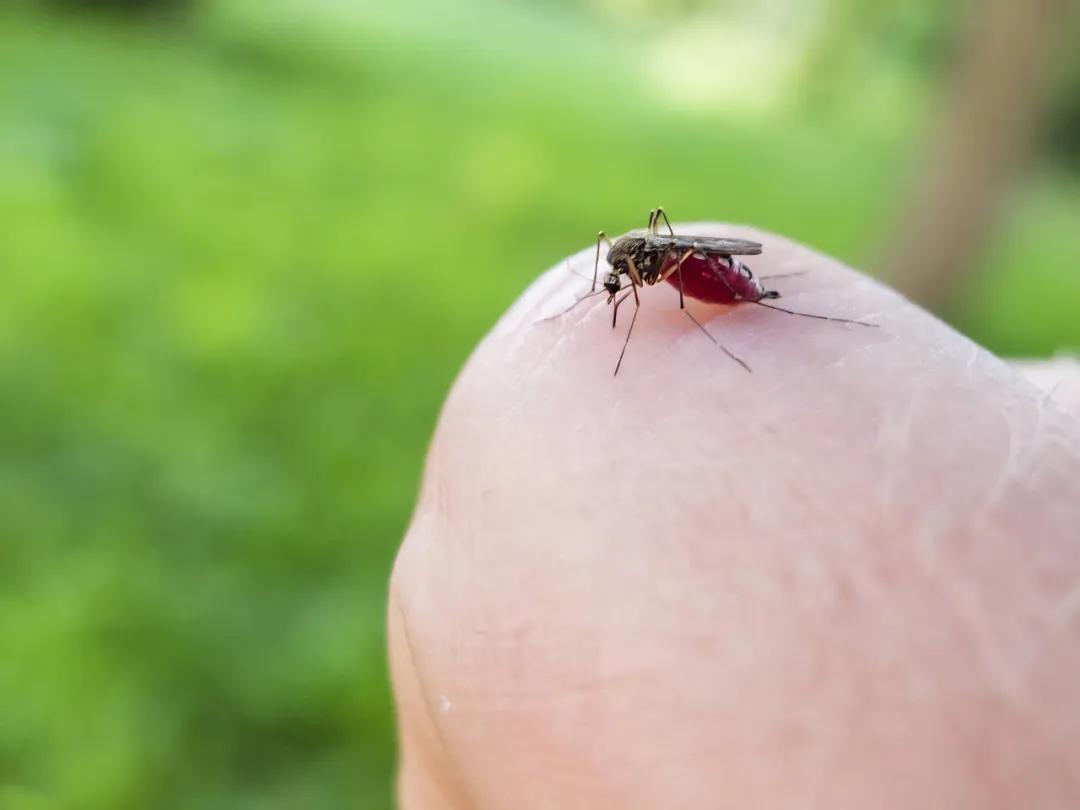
top-left (644, 233), bottom-right (763, 256)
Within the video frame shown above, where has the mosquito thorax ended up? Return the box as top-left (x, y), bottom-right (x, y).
top-left (606, 235), bottom-right (645, 268)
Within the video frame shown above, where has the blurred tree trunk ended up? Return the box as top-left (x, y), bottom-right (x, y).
top-left (881, 0), bottom-right (1071, 312)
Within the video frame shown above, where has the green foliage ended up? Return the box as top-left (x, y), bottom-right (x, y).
top-left (0, 2), bottom-right (1077, 809)
top-left (46, 0), bottom-right (196, 14)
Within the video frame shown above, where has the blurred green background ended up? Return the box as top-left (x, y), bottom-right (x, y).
top-left (0, 0), bottom-right (1077, 807)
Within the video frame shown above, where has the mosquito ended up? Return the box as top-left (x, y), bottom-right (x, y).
top-left (555, 207), bottom-right (876, 375)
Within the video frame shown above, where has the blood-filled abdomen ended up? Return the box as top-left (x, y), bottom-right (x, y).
top-left (662, 253), bottom-right (760, 305)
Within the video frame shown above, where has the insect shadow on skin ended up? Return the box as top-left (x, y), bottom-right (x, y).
top-left (548, 207), bottom-right (878, 375)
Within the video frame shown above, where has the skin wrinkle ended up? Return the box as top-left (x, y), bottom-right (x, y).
top-left (948, 546), bottom-right (1031, 703)
top-left (874, 372), bottom-right (930, 528)
top-left (800, 565), bottom-right (893, 810)
top-left (392, 225), bottom-right (1080, 810)
top-left (1053, 580), bottom-right (1080, 631)
top-left (748, 338), bottom-right (905, 526)
top-left (1015, 357), bottom-right (1080, 417)
top-left (968, 398), bottom-right (1025, 529)
top-left (389, 580), bottom-right (476, 810)
top-left (904, 375), bottom-right (1075, 700)
top-left (988, 384), bottom-right (1072, 528)
top-left (394, 597), bottom-right (447, 755)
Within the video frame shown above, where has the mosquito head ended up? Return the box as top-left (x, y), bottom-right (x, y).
top-left (603, 271), bottom-right (622, 297)
top-left (762, 290), bottom-right (780, 300)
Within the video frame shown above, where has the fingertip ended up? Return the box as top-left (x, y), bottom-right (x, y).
top-left (394, 223), bottom-right (1080, 809)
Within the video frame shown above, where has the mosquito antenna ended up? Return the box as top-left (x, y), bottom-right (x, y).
top-left (752, 300), bottom-right (877, 327)
top-left (683, 310), bottom-right (751, 373)
top-left (613, 300), bottom-right (640, 376)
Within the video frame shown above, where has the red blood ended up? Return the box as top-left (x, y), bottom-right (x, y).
top-left (661, 253), bottom-right (753, 305)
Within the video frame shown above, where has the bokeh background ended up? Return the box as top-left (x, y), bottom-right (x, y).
top-left (1, 0), bottom-right (1077, 807)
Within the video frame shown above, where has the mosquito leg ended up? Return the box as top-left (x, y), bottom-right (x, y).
top-left (716, 258), bottom-right (740, 299)
top-left (592, 231), bottom-right (614, 292)
top-left (683, 309), bottom-right (752, 373)
top-left (624, 254), bottom-right (644, 290)
top-left (659, 247), bottom-right (752, 372)
top-left (611, 288), bottom-right (636, 328)
top-left (753, 300), bottom-right (878, 327)
top-left (616, 254), bottom-right (643, 311)
top-left (613, 295), bottom-right (641, 376)
top-left (658, 247), bottom-right (694, 309)
top-left (654, 207), bottom-right (676, 236)
top-left (754, 269), bottom-right (809, 298)
top-left (757, 270), bottom-right (808, 281)
top-left (676, 259), bottom-right (686, 309)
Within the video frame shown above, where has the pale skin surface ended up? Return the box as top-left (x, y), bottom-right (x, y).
top-left (389, 225), bottom-right (1080, 810)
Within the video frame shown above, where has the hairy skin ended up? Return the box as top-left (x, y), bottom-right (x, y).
top-left (389, 225), bottom-right (1080, 810)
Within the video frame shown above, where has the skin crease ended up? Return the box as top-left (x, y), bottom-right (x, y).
top-left (388, 225), bottom-right (1080, 810)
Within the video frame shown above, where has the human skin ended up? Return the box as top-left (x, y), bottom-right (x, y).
top-left (389, 225), bottom-right (1080, 810)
